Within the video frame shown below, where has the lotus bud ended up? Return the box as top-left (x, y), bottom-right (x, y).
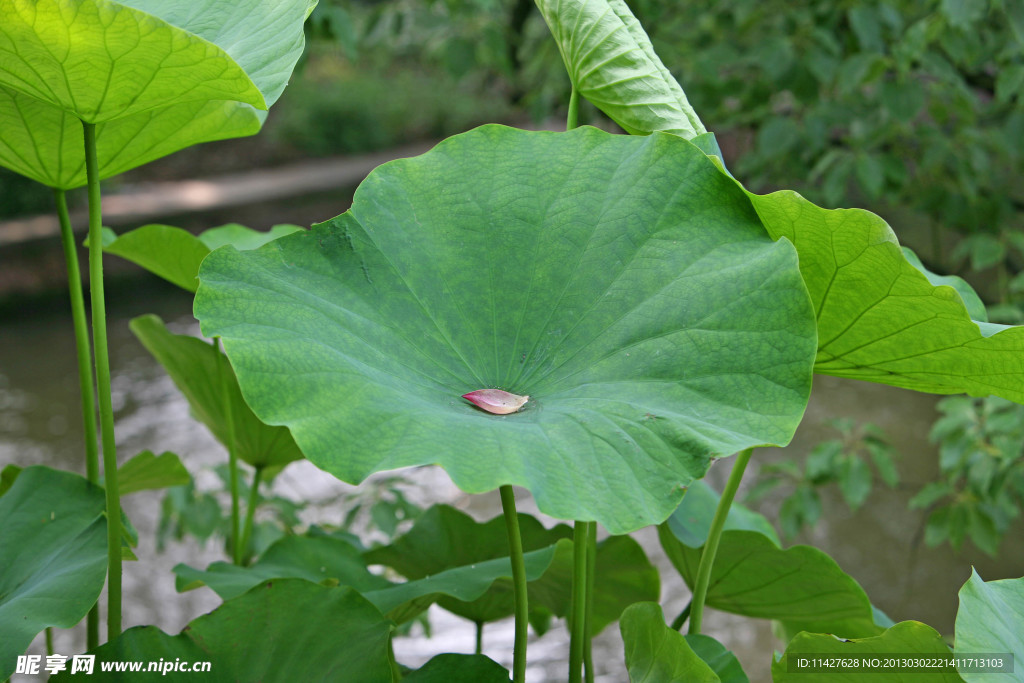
top-left (462, 389), bottom-right (529, 415)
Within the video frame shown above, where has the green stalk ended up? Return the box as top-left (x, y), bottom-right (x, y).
top-left (670, 600), bottom-right (692, 631)
top-left (45, 627), bottom-right (54, 657)
top-left (239, 466), bottom-right (263, 564)
top-left (568, 520), bottom-right (589, 683)
top-left (499, 485), bottom-right (528, 683)
top-left (83, 121), bottom-right (122, 641)
top-left (583, 521), bottom-right (596, 683)
top-left (474, 621), bottom-right (484, 656)
top-left (688, 448), bottom-right (754, 635)
top-left (214, 339), bottom-right (242, 564)
top-left (53, 188), bottom-right (101, 649)
top-left (567, 86), bottom-right (580, 130)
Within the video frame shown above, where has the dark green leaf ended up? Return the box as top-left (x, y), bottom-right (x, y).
top-left (683, 634), bottom-right (749, 683)
top-left (525, 535), bottom-right (660, 636)
top-left (364, 504), bottom-right (571, 623)
top-left (772, 621), bottom-right (961, 682)
top-left (51, 581), bottom-right (394, 683)
top-left (659, 529), bottom-right (880, 639)
top-left (0, 464), bottom-right (21, 497)
top-left (115, 451), bottom-right (190, 495)
top-left (130, 314), bottom-right (304, 469)
top-left (403, 654), bottom-right (510, 682)
top-left (0, 467), bottom-right (107, 680)
top-left (620, 602), bottom-right (719, 682)
top-left (174, 534), bottom-right (390, 599)
top-left (174, 528), bottom-right (564, 626)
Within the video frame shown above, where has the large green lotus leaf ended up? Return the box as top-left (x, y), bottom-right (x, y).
top-left (173, 531), bottom-right (564, 626)
top-left (0, 85), bottom-right (261, 189)
top-left (129, 314), bottom-right (304, 469)
top-left (619, 602), bottom-right (720, 683)
top-left (50, 580), bottom-right (394, 683)
top-left (365, 504), bottom-right (572, 623)
top-left (101, 223), bottom-right (304, 292)
top-left (771, 621), bottom-right (962, 682)
top-left (658, 528), bottom-right (880, 639)
top-left (403, 654), bottom-right (510, 683)
top-left (535, 0), bottom-right (705, 139)
top-left (0, 0), bottom-right (314, 188)
top-left (954, 569), bottom-right (1023, 682)
top-left (0, 466), bottom-right (107, 681)
top-left (744, 189), bottom-right (1024, 401)
top-left (194, 124), bottom-right (817, 533)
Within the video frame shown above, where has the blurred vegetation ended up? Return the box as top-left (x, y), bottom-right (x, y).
top-left (910, 396), bottom-right (1024, 556)
top-left (631, 0), bottom-right (1024, 317)
top-left (745, 419), bottom-right (900, 539)
top-left (5, 0), bottom-right (1024, 555)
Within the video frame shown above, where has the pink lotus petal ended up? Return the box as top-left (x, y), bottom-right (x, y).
top-left (462, 389), bottom-right (529, 415)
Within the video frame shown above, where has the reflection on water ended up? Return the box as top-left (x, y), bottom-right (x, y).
top-left (2, 281), bottom-right (1022, 682)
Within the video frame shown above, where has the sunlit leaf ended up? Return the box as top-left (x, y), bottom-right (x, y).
top-left (902, 247), bottom-right (988, 322)
top-left (102, 223), bottom-right (303, 292)
top-left (0, 0), bottom-right (315, 188)
top-left (194, 124), bottom-right (817, 533)
top-left (745, 187), bottom-right (1024, 402)
top-left (535, 0), bottom-right (705, 139)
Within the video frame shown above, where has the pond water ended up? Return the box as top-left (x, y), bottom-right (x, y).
top-left (3, 278), bottom-right (1022, 682)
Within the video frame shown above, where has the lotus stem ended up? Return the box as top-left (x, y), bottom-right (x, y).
top-left (474, 621), bottom-right (484, 656)
top-left (499, 485), bottom-right (528, 683)
top-left (670, 600), bottom-right (692, 631)
top-left (584, 520), bottom-right (596, 683)
top-left (567, 86), bottom-right (580, 130)
top-left (239, 465), bottom-right (263, 564)
top-left (214, 339), bottom-right (242, 564)
top-left (53, 187), bottom-right (101, 649)
top-left (83, 120), bottom-right (122, 641)
top-left (569, 519), bottom-right (589, 683)
top-left (688, 447), bottom-right (754, 635)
